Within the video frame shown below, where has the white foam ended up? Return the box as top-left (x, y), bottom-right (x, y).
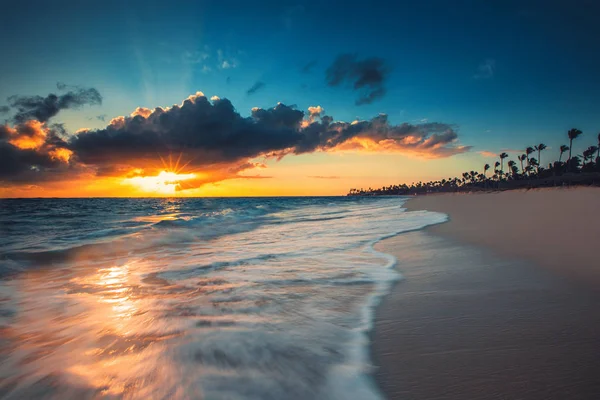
top-left (0, 197), bottom-right (449, 399)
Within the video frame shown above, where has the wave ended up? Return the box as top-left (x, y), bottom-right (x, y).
top-left (0, 197), bottom-right (448, 399)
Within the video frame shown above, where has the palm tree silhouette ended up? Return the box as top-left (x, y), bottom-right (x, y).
top-left (567, 128), bottom-right (582, 162)
top-left (507, 160), bottom-right (516, 178)
top-left (597, 133), bottom-right (600, 162)
top-left (493, 161), bottom-right (500, 182)
top-left (499, 152), bottom-right (508, 180)
top-left (525, 147), bottom-right (534, 174)
top-left (535, 143), bottom-right (547, 172)
top-left (518, 154), bottom-right (526, 175)
top-left (559, 145), bottom-right (569, 163)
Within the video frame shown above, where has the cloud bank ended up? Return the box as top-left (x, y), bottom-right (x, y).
top-left (1, 90), bottom-right (470, 190)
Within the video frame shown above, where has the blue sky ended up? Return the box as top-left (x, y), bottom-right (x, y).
top-left (1, 0), bottom-right (600, 196)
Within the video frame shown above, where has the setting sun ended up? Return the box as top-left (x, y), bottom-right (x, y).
top-left (123, 171), bottom-right (197, 194)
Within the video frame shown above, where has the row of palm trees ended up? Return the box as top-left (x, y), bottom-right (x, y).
top-left (348, 129), bottom-right (600, 196)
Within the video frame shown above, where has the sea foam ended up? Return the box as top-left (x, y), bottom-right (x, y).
top-left (0, 197), bottom-right (447, 399)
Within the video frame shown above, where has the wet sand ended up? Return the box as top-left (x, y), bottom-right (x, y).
top-left (373, 188), bottom-right (600, 399)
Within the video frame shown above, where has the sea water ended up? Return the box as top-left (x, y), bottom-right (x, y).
top-left (0, 197), bottom-right (446, 399)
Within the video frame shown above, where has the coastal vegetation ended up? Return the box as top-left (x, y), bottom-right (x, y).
top-left (348, 130), bottom-right (600, 196)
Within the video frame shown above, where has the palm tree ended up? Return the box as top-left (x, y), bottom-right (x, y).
top-left (567, 128), bottom-right (582, 162)
top-left (529, 157), bottom-right (539, 174)
top-left (525, 146), bottom-right (534, 166)
top-left (483, 163), bottom-right (490, 177)
top-left (597, 133), bottom-right (600, 162)
top-left (518, 154), bottom-right (526, 175)
top-left (582, 148), bottom-right (593, 165)
top-left (584, 146), bottom-right (598, 165)
top-left (499, 152), bottom-right (508, 180)
top-left (535, 143), bottom-right (547, 172)
top-left (507, 160), bottom-right (516, 178)
top-left (558, 145), bottom-right (569, 162)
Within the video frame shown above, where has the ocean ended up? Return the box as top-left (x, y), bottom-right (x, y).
top-left (0, 197), bottom-right (446, 399)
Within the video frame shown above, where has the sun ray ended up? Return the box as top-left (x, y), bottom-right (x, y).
top-left (158, 154), bottom-right (169, 171)
top-left (174, 152), bottom-right (183, 173)
top-left (176, 158), bottom-right (195, 174)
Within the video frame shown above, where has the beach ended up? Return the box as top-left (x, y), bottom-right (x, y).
top-left (373, 187), bottom-right (600, 399)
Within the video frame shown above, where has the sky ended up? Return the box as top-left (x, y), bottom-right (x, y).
top-left (1, 0), bottom-right (599, 197)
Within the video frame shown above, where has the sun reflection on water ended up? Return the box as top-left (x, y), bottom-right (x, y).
top-left (0, 258), bottom-right (190, 398)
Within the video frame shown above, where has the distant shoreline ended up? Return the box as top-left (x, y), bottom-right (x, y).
top-left (347, 172), bottom-right (600, 197)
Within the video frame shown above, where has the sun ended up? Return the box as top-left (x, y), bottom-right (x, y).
top-left (124, 170), bottom-right (197, 194)
top-left (122, 153), bottom-right (198, 195)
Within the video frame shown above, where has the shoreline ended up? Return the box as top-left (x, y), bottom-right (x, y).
top-left (372, 187), bottom-right (600, 399)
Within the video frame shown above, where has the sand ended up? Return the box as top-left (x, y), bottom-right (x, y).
top-left (404, 187), bottom-right (600, 287)
top-left (373, 187), bottom-right (600, 399)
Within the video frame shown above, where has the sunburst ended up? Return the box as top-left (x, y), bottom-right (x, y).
top-left (123, 152), bottom-right (199, 195)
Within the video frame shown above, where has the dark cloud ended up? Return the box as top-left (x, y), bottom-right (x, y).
top-left (2, 91), bottom-right (469, 188)
top-left (292, 113), bottom-right (469, 158)
top-left (301, 60), bottom-right (317, 73)
top-left (326, 54), bottom-right (390, 105)
top-left (0, 106), bottom-right (9, 114)
top-left (69, 93), bottom-right (304, 169)
top-left (6, 85), bottom-right (102, 123)
top-left (70, 93), bottom-right (468, 172)
top-left (0, 121), bottom-right (74, 182)
top-left (246, 81), bottom-right (266, 95)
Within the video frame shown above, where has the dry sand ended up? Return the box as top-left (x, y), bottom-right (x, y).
top-left (373, 187), bottom-right (600, 399)
top-left (405, 187), bottom-right (600, 287)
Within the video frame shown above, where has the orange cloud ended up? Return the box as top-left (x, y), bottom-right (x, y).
top-left (130, 107), bottom-right (152, 118)
top-left (49, 148), bottom-right (73, 163)
top-left (6, 120), bottom-right (48, 150)
top-left (332, 137), bottom-right (470, 159)
top-left (478, 151), bottom-right (498, 158)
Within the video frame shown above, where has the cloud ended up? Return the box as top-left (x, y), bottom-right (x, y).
top-left (246, 81), bottom-right (266, 96)
top-left (301, 60), bottom-right (317, 73)
top-left (308, 176), bottom-right (340, 179)
top-left (2, 91), bottom-right (470, 189)
top-left (326, 54), bottom-right (390, 105)
top-left (130, 107), bottom-right (152, 118)
top-left (5, 84), bottom-right (102, 123)
top-left (0, 106), bottom-right (9, 114)
top-left (478, 150), bottom-right (497, 158)
top-left (217, 49), bottom-right (238, 70)
top-left (307, 106), bottom-right (323, 117)
top-left (500, 148), bottom-right (527, 154)
top-left (474, 59), bottom-right (495, 80)
top-left (96, 114), bottom-right (107, 121)
top-left (0, 120), bottom-right (74, 182)
top-left (183, 50), bottom-right (210, 64)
